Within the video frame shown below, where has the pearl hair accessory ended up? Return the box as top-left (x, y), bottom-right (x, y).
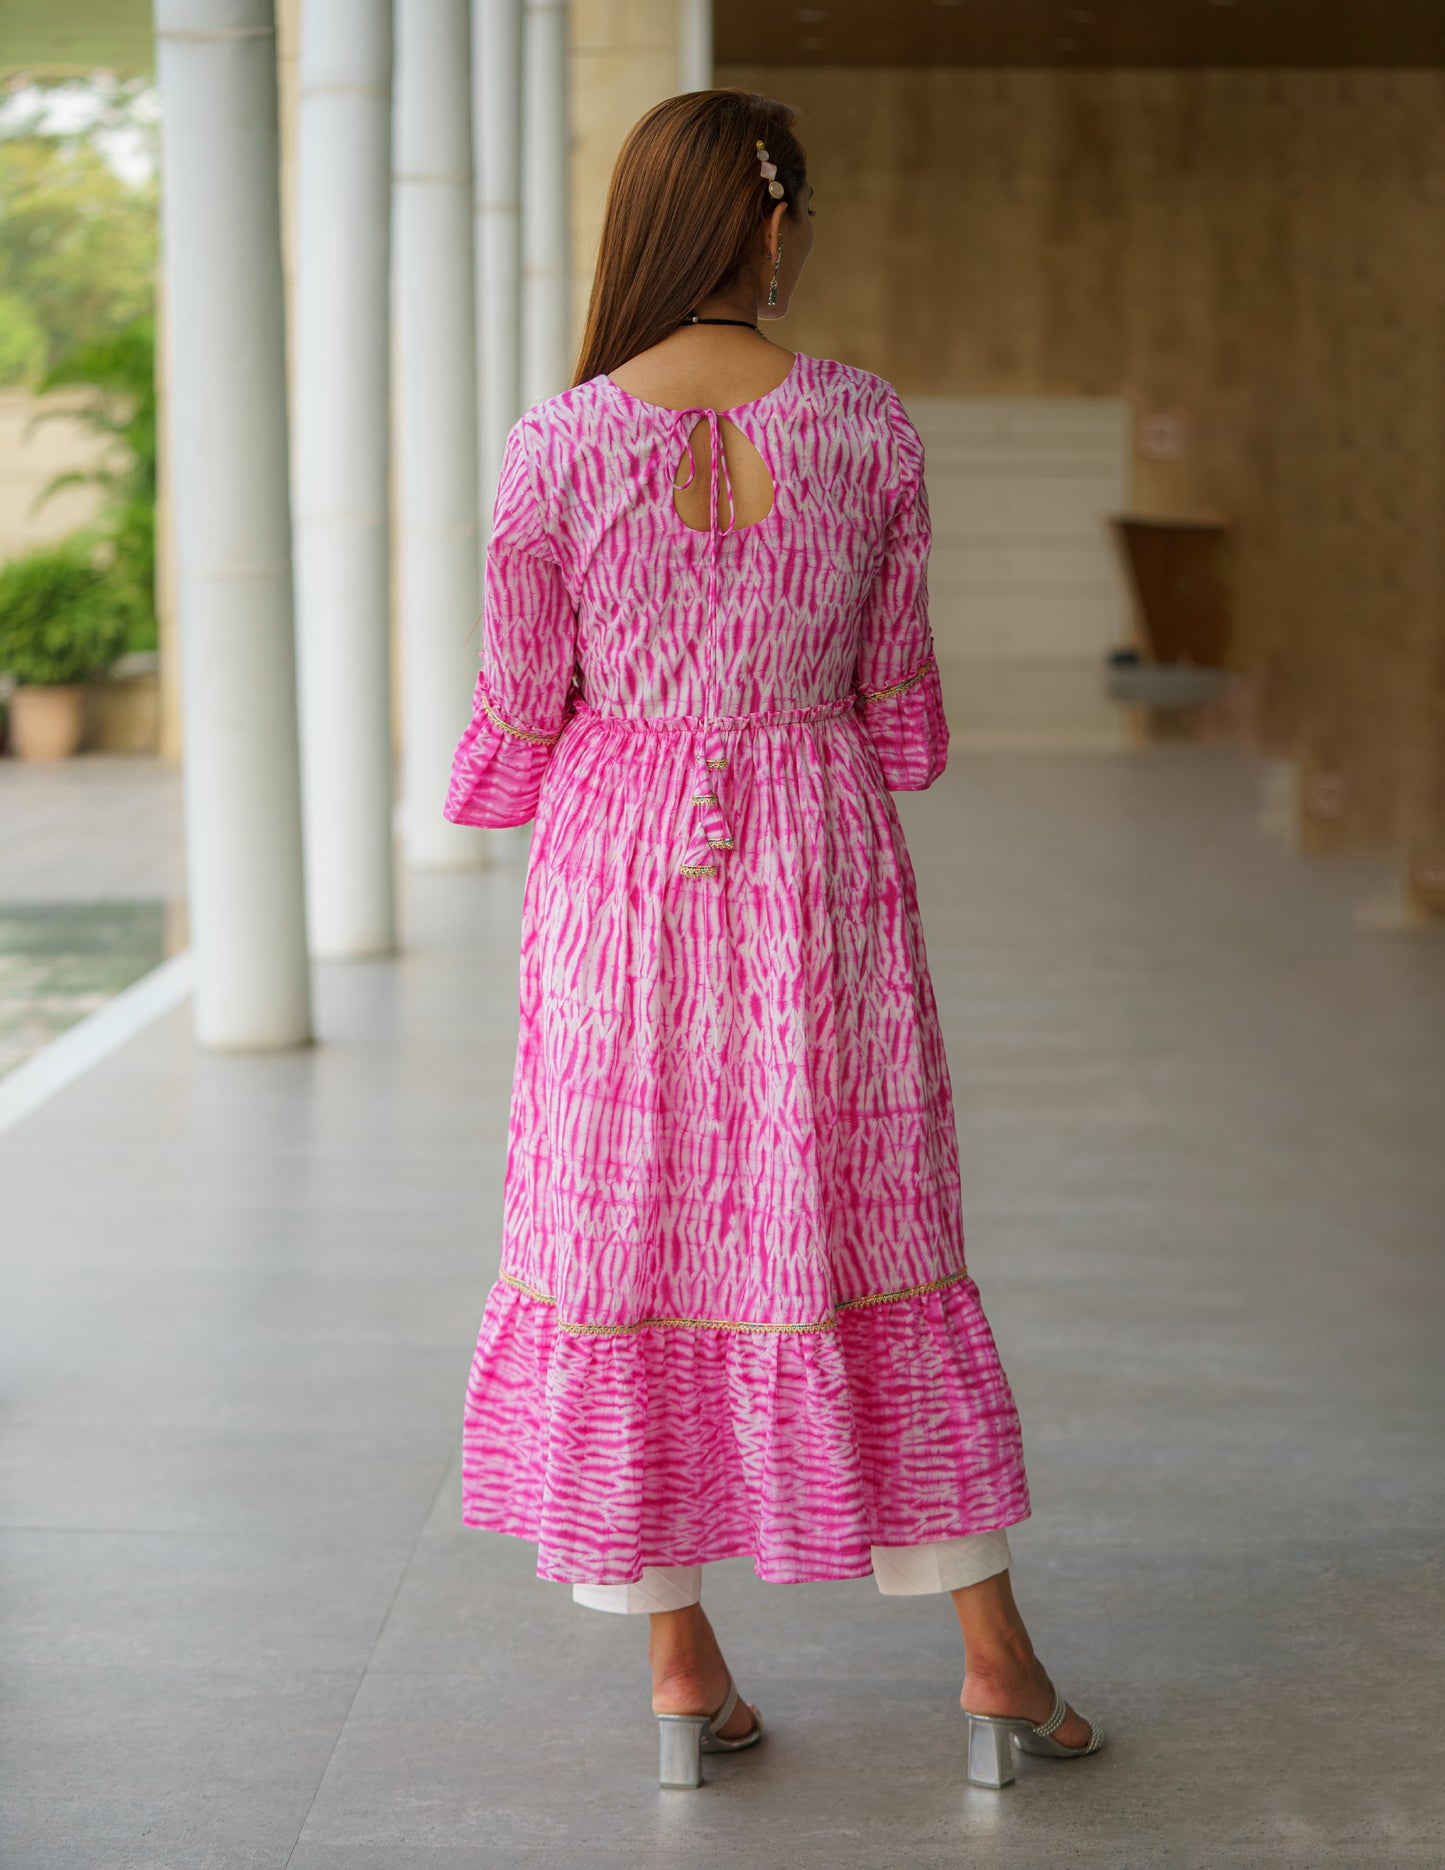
top-left (756, 139), bottom-right (785, 200)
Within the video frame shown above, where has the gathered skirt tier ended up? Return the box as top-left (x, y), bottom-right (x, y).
top-left (460, 693), bottom-right (1032, 1586)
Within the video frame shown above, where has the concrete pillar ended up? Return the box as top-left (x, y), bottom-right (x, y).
top-left (678, 0), bottom-right (711, 92)
top-left (394, 0), bottom-right (483, 869)
top-left (522, 0), bottom-right (571, 406)
top-left (473, 0), bottom-right (524, 519)
top-left (153, 0), bottom-right (312, 1049)
top-left (295, 0), bottom-right (397, 954)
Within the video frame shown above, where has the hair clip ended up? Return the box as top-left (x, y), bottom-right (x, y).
top-left (755, 139), bottom-right (785, 200)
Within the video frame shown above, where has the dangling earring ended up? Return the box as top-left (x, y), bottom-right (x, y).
top-left (755, 142), bottom-right (788, 309)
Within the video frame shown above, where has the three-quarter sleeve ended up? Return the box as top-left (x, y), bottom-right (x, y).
top-left (444, 419), bottom-right (579, 829)
top-left (852, 387), bottom-right (949, 791)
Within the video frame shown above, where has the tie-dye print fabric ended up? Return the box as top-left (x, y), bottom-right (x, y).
top-left (445, 350), bottom-right (1031, 1585)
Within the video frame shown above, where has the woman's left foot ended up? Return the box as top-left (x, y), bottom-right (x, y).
top-left (653, 1664), bottom-right (759, 1738)
top-left (650, 1609), bottom-right (759, 1739)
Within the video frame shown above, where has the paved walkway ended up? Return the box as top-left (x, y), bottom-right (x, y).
top-left (0, 755), bottom-right (186, 904)
top-left (1, 747), bottom-right (1441, 1868)
top-left (0, 757), bottom-right (185, 1073)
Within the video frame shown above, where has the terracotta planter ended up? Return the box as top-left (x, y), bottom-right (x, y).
top-left (86, 653), bottom-right (161, 755)
top-left (8, 684), bottom-right (87, 760)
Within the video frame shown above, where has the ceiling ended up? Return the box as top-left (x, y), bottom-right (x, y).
top-left (717, 0), bottom-right (1445, 69)
top-left (2, 0), bottom-right (1441, 84)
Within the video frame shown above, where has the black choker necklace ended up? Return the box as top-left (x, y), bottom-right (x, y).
top-left (679, 313), bottom-right (760, 330)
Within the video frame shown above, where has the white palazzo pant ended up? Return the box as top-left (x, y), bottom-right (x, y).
top-left (572, 1528), bottom-right (1013, 1613)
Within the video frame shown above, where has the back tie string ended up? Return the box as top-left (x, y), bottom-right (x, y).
top-left (670, 407), bottom-right (736, 878)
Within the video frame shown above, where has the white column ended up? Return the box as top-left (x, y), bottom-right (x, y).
top-left (395, 0), bottom-right (483, 870)
top-left (295, 0), bottom-right (396, 955)
top-left (473, 0), bottom-right (524, 522)
top-left (521, 0), bottom-right (571, 408)
top-left (678, 0), bottom-right (711, 93)
top-left (154, 0), bottom-right (312, 1049)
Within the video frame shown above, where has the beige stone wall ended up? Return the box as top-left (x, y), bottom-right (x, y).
top-left (149, 44), bottom-right (1445, 879)
top-left (719, 64), bottom-right (1445, 864)
top-left (569, 0), bottom-right (680, 367)
top-left (0, 390), bottom-right (109, 564)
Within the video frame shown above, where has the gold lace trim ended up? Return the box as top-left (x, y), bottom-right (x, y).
top-left (480, 692), bottom-right (559, 747)
top-left (859, 654), bottom-right (937, 704)
top-left (497, 1265), bottom-right (971, 1336)
top-left (706, 756), bottom-right (729, 770)
top-left (691, 792), bottom-right (719, 807)
top-left (679, 861), bottom-right (718, 878)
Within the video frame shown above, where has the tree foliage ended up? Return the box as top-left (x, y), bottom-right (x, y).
top-left (0, 81), bottom-right (160, 653)
top-left (0, 114), bottom-right (157, 384)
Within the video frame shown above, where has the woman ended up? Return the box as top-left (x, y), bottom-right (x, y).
top-left (445, 89), bottom-right (1103, 1792)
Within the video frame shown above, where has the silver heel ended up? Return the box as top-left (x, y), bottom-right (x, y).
top-left (655, 1674), bottom-right (764, 1789)
top-left (966, 1714), bottom-right (1016, 1787)
top-left (962, 1687), bottom-right (1104, 1789)
top-left (657, 1714), bottom-right (708, 1789)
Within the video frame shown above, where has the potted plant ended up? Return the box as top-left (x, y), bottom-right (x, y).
top-left (0, 540), bottom-right (136, 760)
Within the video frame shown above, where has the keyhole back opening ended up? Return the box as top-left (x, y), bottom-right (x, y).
top-left (671, 416), bottom-right (776, 534)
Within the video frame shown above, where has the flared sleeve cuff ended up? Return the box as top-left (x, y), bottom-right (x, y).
top-left (443, 416), bottom-right (579, 830)
top-left (855, 652), bottom-right (950, 791)
top-left (443, 666), bottom-right (573, 829)
top-left (851, 384), bottom-right (949, 792)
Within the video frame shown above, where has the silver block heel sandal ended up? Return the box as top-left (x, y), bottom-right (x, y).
top-left (963, 1685), bottom-right (1104, 1789)
top-left (656, 1675), bottom-right (763, 1789)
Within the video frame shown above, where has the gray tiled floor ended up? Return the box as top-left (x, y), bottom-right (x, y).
top-left (2, 747), bottom-right (1442, 1868)
top-left (0, 754), bottom-right (186, 904)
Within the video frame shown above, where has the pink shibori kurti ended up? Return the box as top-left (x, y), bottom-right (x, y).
top-left (445, 349), bottom-right (1031, 1586)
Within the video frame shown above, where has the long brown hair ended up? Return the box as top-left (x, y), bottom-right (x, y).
top-left (572, 90), bottom-right (808, 388)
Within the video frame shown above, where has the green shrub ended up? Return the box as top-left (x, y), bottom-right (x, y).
top-left (0, 540), bottom-right (137, 686)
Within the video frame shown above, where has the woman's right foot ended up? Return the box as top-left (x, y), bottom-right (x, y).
top-left (950, 1569), bottom-right (1093, 1748)
top-left (961, 1654), bottom-right (1093, 1749)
